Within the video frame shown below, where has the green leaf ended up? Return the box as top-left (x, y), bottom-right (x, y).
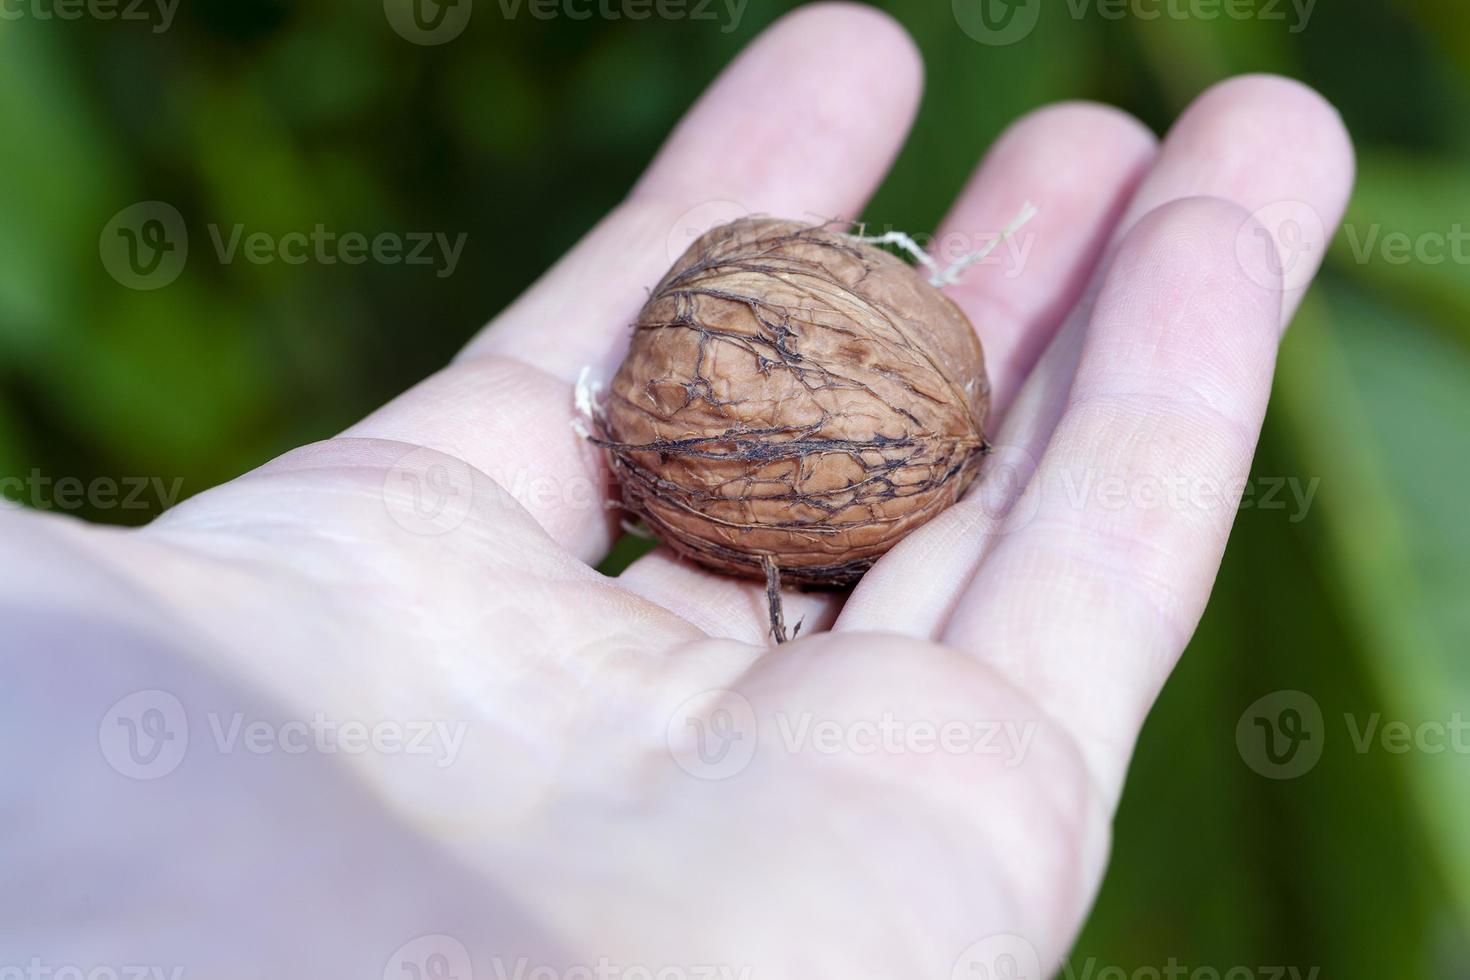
top-left (1275, 285), bottom-right (1470, 928)
top-left (1333, 153), bottom-right (1470, 339)
top-left (0, 26), bottom-right (114, 361)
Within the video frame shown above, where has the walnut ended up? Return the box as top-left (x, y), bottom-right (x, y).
top-left (597, 217), bottom-right (990, 631)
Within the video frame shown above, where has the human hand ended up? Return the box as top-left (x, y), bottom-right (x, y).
top-left (1, 5), bottom-right (1353, 978)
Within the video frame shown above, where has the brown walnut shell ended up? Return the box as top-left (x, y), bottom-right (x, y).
top-left (599, 217), bottom-right (990, 587)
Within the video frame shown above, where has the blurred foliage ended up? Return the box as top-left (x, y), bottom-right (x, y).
top-left (2, 0), bottom-right (1469, 974)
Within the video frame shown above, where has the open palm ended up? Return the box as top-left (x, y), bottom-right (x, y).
top-left (3, 6), bottom-right (1354, 978)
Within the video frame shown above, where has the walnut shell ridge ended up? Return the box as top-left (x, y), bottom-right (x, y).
top-left (599, 217), bottom-right (990, 587)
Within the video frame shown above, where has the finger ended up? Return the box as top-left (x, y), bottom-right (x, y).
top-left (840, 74), bottom-right (1354, 641)
top-left (332, 3), bottom-right (924, 564)
top-left (940, 196), bottom-right (1288, 801)
top-left (936, 102), bottom-right (1156, 418)
top-left (463, 2), bottom-right (924, 379)
top-left (1109, 74), bottom-right (1354, 323)
top-left (1002, 75), bottom-right (1356, 455)
top-left (836, 102), bottom-right (1156, 635)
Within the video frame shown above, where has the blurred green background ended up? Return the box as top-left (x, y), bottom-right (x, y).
top-left (3, 0), bottom-right (1469, 974)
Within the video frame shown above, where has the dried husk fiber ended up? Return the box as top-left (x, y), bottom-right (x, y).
top-left (597, 217), bottom-right (990, 589)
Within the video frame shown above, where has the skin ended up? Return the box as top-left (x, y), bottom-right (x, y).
top-left (1, 5), bottom-right (1354, 978)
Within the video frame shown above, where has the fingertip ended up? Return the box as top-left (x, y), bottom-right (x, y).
top-left (1174, 73), bottom-right (1357, 208)
top-left (777, 2), bottom-right (925, 104)
top-left (980, 100), bottom-right (1158, 219)
top-left (934, 99), bottom-right (1158, 416)
top-left (632, 1), bottom-right (924, 214)
top-left (1192, 73), bottom-right (1351, 143)
top-left (748, 1), bottom-right (925, 147)
top-left (1111, 73), bottom-right (1356, 326)
top-left (1004, 101), bottom-right (1157, 158)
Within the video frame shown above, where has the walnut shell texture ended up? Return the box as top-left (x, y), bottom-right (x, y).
top-left (601, 217), bottom-right (990, 587)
